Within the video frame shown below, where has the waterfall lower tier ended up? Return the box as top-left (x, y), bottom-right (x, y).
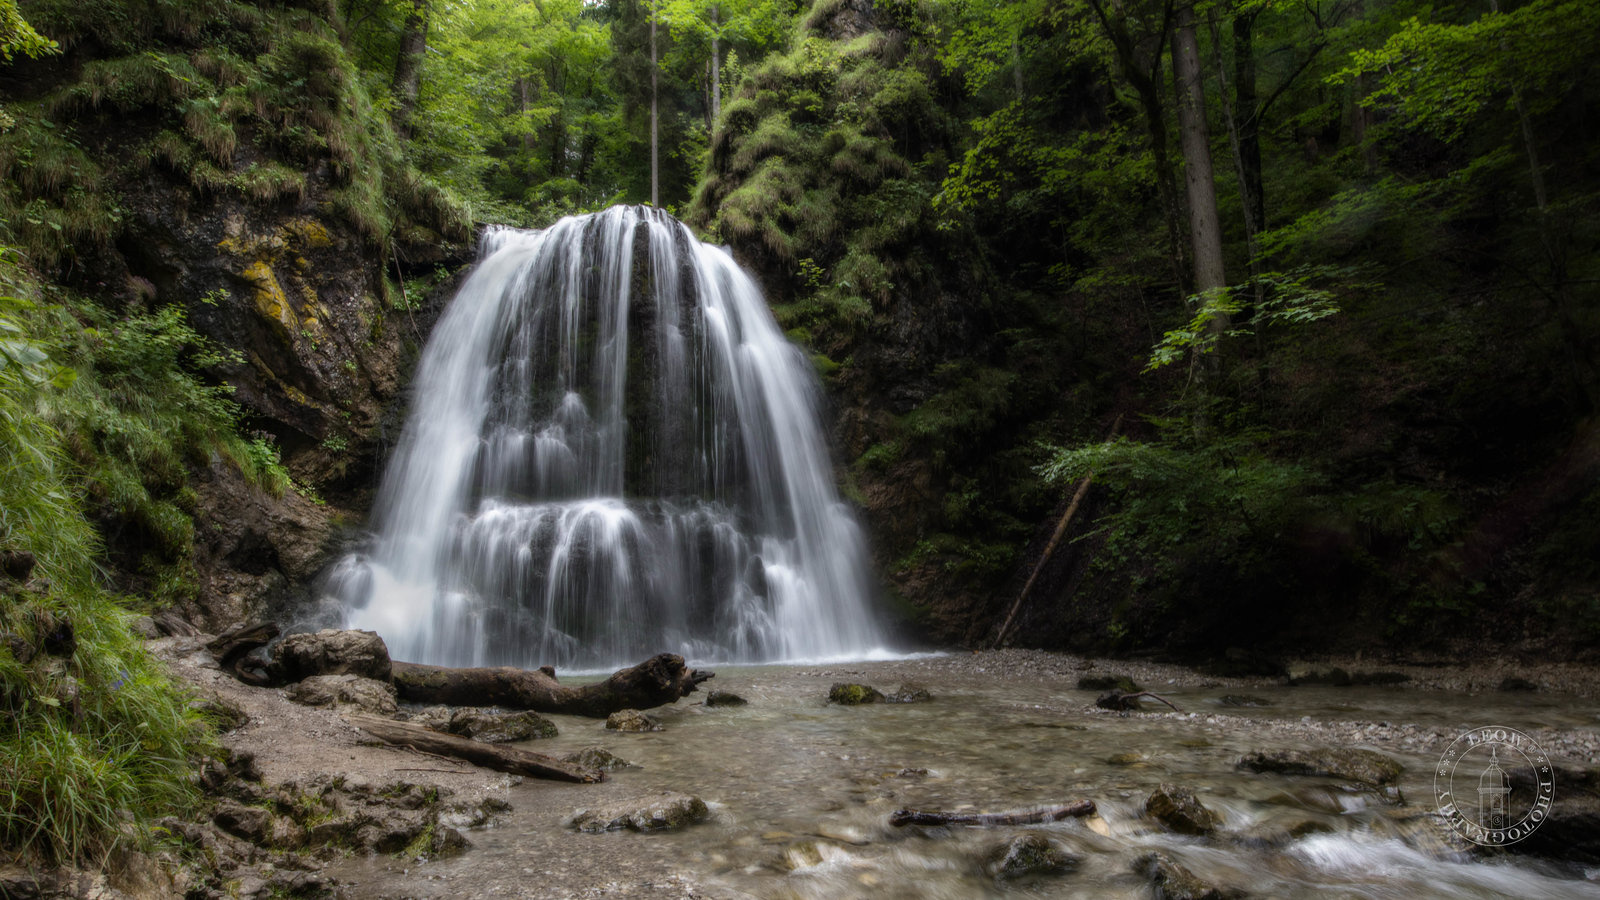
top-left (328, 206), bottom-right (886, 668)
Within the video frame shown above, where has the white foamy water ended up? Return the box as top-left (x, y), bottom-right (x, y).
top-left (328, 206), bottom-right (888, 668)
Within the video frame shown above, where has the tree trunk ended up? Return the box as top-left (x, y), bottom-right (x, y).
top-left (390, 0), bottom-right (429, 140)
top-left (1172, 2), bottom-right (1226, 297)
top-left (391, 653), bottom-right (713, 717)
top-left (1231, 9), bottom-right (1264, 235)
top-left (710, 4), bottom-right (721, 125)
top-left (1084, 0), bottom-right (1187, 296)
top-left (650, 0), bottom-right (659, 207)
top-left (346, 715), bottom-right (603, 783)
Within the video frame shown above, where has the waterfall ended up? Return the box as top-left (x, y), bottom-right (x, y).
top-left (327, 206), bottom-right (887, 669)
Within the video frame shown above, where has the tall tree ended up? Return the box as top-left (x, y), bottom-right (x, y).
top-left (391, 0), bottom-right (429, 140)
top-left (1171, 1), bottom-right (1225, 299)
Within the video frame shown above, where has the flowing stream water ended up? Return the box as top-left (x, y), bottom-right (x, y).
top-left (331, 658), bottom-right (1598, 899)
top-left (326, 206), bottom-right (886, 669)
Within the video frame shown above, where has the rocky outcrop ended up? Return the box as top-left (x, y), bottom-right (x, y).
top-left (271, 628), bottom-right (392, 682)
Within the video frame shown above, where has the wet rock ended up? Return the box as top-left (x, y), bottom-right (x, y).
top-left (214, 801), bottom-right (273, 844)
top-left (271, 629), bottom-right (392, 682)
top-left (1217, 694), bottom-right (1272, 708)
top-left (705, 689), bottom-right (748, 707)
top-left (1108, 751), bottom-right (1148, 767)
top-left (562, 747), bottom-right (637, 771)
top-left (1078, 674), bottom-right (1141, 692)
top-left (828, 683), bottom-right (885, 704)
top-left (568, 792), bottom-right (710, 833)
top-left (285, 674), bottom-right (398, 715)
top-left (982, 833), bottom-right (1078, 881)
top-left (1136, 851), bottom-right (1239, 900)
top-left (1498, 676), bottom-right (1538, 692)
top-left (886, 683), bottom-right (933, 703)
top-left (1146, 784), bottom-right (1220, 835)
top-left (448, 707), bottom-right (558, 742)
top-left (606, 709), bottom-right (663, 732)
top-left (1238, 747), bottom-right (1402, 786)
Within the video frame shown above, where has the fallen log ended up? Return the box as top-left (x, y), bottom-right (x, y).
top-left (346, 714), bottom-right (603, 783)
top-left (889, 801), bottom-right (1097, 828)
top-left (391, 653), bottom-right (713, 718)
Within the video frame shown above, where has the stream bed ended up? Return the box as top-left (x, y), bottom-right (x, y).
top-left (330, 655), bottom-right (1600, 898)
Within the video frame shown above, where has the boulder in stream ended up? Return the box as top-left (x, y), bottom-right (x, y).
top-left (561, 747), bottom-right (637, 771)
top-left (1145, 784), bottom-right (1220, 835)
top-left (982, 833), bottom-right (1078, 881)
top-left (606, 709), bottom-right (663, 732)
top-left (568, 792), bottom-right (710, 833)
top-left (886, 683), bottom-right (933, 703)
top-left (828, 683), bottom-right (885, 705)
top-left (1237, 747), bottom-right (1402, 786)
top-left (705, 690), bottom-right (748, 707)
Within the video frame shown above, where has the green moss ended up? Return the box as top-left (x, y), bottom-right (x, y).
top-left (827, 682), bottom-right (884, 704)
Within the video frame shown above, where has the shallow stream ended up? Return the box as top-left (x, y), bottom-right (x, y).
top-left (331, 658), bottom-right (1599, 899)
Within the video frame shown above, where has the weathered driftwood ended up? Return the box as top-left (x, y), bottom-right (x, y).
top-left (346, 714), bottom-right (602, 783)
top-left (206, 622), bottom-right (279, 686)
top-left (889, 801), bottom-right (1097, 828)
top-left (391, 653), bottom-right (713, 718)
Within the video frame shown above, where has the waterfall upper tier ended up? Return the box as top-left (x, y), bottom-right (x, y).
top-left (329, 206), bottom-right (888, 668)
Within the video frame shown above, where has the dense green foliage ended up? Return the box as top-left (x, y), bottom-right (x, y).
top-left (0, 251), bottom-right (214, 864)
top-left (698, 0), bottom-right (1600, 649)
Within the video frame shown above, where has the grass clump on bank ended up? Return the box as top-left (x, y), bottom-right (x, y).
top-left (0, 249), bottom-right (213, 864)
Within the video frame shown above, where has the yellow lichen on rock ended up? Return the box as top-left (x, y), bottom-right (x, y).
top-left (242, 259), bottom-right (296, 335)
top-left (284, 218), bottom-right (335, 249)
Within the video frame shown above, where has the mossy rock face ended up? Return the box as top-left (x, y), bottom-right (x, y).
top-left (1238, 747), bottom-right (1403, 786)
top-left (828, 683), bottom-right (885, 705)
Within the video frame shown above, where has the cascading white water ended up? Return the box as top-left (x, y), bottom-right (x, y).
top-left (327, 206), bottom-right (887, 669)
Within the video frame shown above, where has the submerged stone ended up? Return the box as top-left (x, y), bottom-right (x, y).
top-left (1238, 747), bottom-right (1402, 786)
top-left (705, 690), bottom-right (748, 707)
top-left (886, 683), bottom-right (933, 703)
top-left (1136, 851), bottom-right (1238, 900)
top-left (982, 833), bottom-right (1078, 881)
top-left (568, 792), bottom-right (710, 833)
